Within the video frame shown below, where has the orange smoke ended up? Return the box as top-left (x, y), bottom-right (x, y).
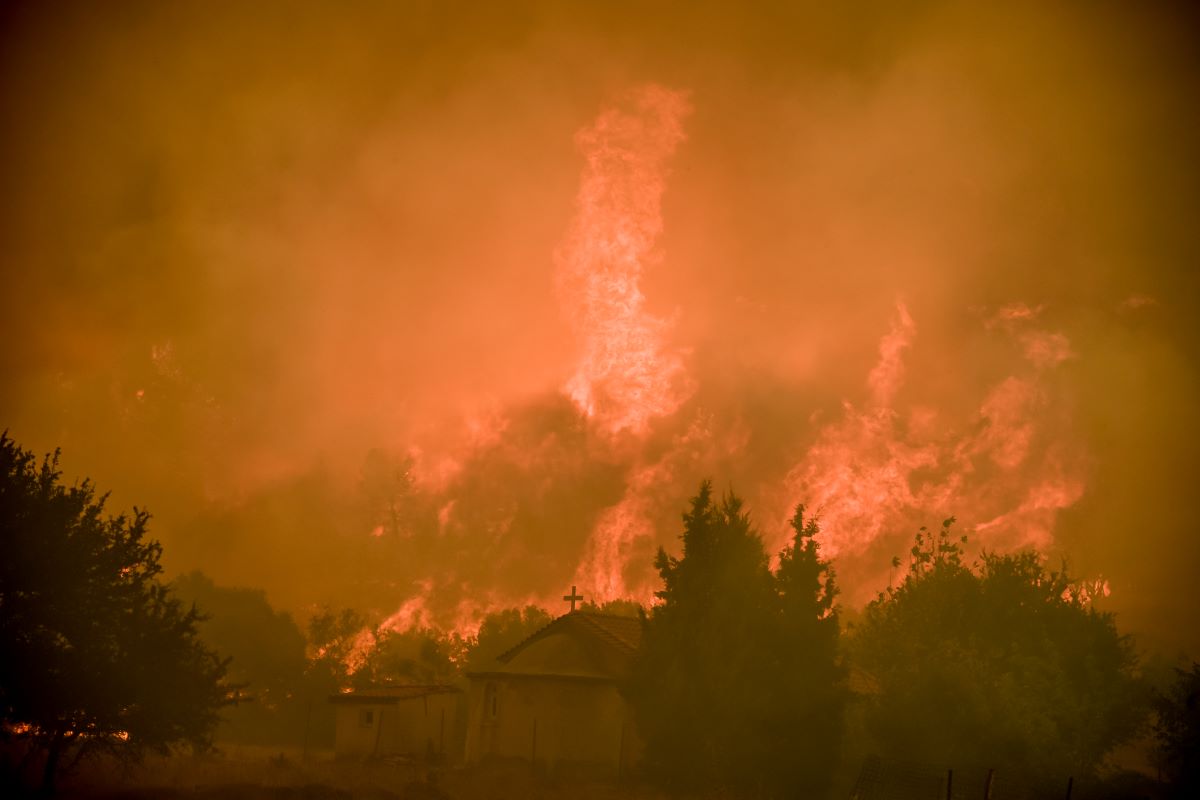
top-left (556, 85), bottom-right (694, 437)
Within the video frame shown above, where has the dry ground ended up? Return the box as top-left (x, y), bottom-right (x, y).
top-left (44, 746), bottom-right (677, 800)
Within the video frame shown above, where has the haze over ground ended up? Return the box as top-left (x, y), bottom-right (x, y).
top-left (2, 1), bottom-right (1197, 654)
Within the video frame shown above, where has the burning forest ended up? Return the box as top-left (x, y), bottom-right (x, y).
top-left (1, 1), bottom-right (1198, 798)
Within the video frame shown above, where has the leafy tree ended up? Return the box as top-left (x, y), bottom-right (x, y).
top-left (772, 504), bottom-right (848, 798)
top-left (851, 519), bottom-right (1145, 780)
top-left (0, 433), bottom-right (230, 793)
top-left (170, 572), bottom-right (307, 744)
top-left (298, 606), bottom-right (467, 747)
top-left (627, 482), bottom-right (845, 798)
top-left (355, 626), bottom-right (463, 687)
top-left (580, 598), bottom-right (643, 618)
top-left (1154, 661), bottom-right (1200, 797)
top-left (290, 606), bottom-right (370, 749)
top-left (359, 448), bottom-right (424, 540)
top-left (305, 606), bottom-right (468, 686)
top-left (462, 605), bottom-right (552, 672)
top-left (305, 606), bottom-right (368, 689)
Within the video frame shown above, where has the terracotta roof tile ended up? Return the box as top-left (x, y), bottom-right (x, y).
top-left (496, 611), bottom-right (643, 664)
top-left (571, 612), bottom-right (642, 654)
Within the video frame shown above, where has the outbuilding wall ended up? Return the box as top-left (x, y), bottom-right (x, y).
top-left (333, 692), bottom-right (459, 760)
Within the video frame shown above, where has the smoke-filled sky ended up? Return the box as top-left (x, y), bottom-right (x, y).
top-left (2, 1), bottom-right (1198, 653)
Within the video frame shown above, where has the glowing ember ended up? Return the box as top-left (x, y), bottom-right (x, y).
top-left (1020, 331), bottom-right (1075, 369)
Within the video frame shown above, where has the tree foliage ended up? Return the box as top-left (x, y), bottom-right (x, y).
top-left (580, 598), bottom-right (643, 618)
top-left (303, 606), bottom-right (463, 689)
top-left (1154, 661), bottom-right (1200, 797)
top-left (171, 572), bottom-right (307, 745)
top-left (627, 481), bottom-right (846, 798)
top-left (851, 519), bottom-right (1144, 779)
top-left (0, 433), bottom-right (230, 792)
top-left (359, 448), bottom-right (428, 541)
top-left (772, 503), bottom-right (847, 794)
top-left (305, 606), bottom-right (370, 690)
top-left (355, 626), bottom-right (462, 687)
top-left (462, 605), bottom-right (552, 673)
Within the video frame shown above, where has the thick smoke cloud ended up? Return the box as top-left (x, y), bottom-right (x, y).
top-left (1, 1), bottom-right (1197, 651)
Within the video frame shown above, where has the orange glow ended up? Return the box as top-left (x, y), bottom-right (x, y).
top-left (780, 302), bottom-right (1087, 598)
top-left (378, 589), bottom-right (435, 634)
top-left (557, 85), bottom-right (694, 438)
top-left (5, 0), bottom-right (1194, 658)
top-left (362, 93), bottom-right (1096, 624)
top-left (575, 414), bottom-right (721, 605)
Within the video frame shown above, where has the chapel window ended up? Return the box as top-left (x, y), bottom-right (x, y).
top-left (484, 683), bottom-right (498, 720)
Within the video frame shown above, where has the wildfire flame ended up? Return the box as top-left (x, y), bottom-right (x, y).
top-left (779, 301), bottom-right (1086, 598)
top-left (556, 85), bottom-right (694, 437)
top-left (574, 413), bottom-right (720, 605)
top-left (557, 85), bottom-right (716, 604)
top-left (357, 87), bottom-right (1093, 645)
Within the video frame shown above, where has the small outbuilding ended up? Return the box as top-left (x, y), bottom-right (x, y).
top-left (328, 685), bottom-right (459, 760)
top-left (463, 611), bottom-right (643, 776)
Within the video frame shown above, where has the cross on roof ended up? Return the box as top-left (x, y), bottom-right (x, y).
top-left (562, 585), bottom-right (584, 613)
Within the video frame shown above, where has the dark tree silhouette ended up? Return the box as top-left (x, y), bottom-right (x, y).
top-left (355, 626), bottom-right (462, 687)
top-left (462, 605), bottom-right (552, 672)
top-left (171, 572), bottom-right (308, 745)
top-left (1154, 661), bottom-right (1200, 797)
top-left (359, 448), bottom-right (424, 540)
top-left (579, 598), bottom-right (643, 618)
top-left (305, 605), bottom-right (465, 690)
top-left (627, 481), bottom-right (846, 798)
top-left (304, 606), bottom-right (369, 689)
top-left (772, 504), bottom-right (848, 798)
top-left (851, 519), bottom-right (1145, 781)
top-left (0, 433), bottom-right (230, 793)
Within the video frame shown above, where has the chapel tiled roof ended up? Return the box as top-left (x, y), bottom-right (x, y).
top-left (570, 612), bottom-right (642, 655)
top-left (495, 611), bottom-right (643, 664)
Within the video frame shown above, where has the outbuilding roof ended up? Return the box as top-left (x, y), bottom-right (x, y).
top-left (327, 684), bottom-right (460, 705)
